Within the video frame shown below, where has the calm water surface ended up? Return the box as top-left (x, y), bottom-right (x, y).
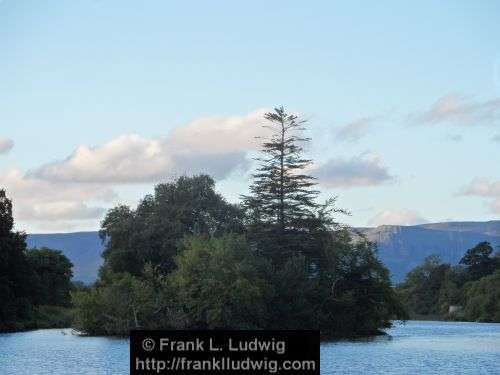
top-left (1, 321), bottom-right (499, 374)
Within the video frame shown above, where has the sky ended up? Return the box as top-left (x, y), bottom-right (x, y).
top-left (0, 0), bottom-right (499, 233)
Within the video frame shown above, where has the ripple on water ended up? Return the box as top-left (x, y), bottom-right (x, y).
top-left (321, 321), bottom-right (500, 375)
top-left (1, 321), bottom-right (500, 375)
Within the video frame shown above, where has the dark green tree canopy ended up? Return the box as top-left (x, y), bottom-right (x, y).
top-left (318, 234), bottom-right (407, 336)
top-left (398, 243), bottom-right (500, 321)
top-left (0, 189), bottom-right (33, 331)
top-left (100, 175), bottom-right (244, 276)
top-left (28, 247), bottom-right (74, 307)
top-left (0, 189), bottom-right (14, 237)
top-left (460, 242), bottom-right (498, 281)
top-left (170, 234), bottom-right (270, 330)
top-left (397, 255), bottom-right (450, 316)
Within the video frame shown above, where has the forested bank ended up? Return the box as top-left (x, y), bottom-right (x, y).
top-left (397, 242), bottom-right (500, 322)
top-left (0, 190), bottom-right (76, 331)
top-left (71, 107), bottom-right (406, 338)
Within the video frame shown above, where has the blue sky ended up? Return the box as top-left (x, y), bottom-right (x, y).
top-left (1, 0), bottom-right (499, 232)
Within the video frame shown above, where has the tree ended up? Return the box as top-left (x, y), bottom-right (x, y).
top-left (99, 175), bottom-right (244, 277)
top-left (264, 255), bottom-right (316, 330)
top-left (170, 234), bottom-right (270, 329)
top-left (73, 264), bottom-right (174, 335)
top-left (397, 242), bottom-right (500, 321)
top-left (242, 107), bottom-right (340, 266)
top-left (437, 266), bottom-right (465, 315)
top-left (463, 270), bottom-right (500, 322)
top-left (396, 255), bottom-right (450, 316)
top-left (240, 107), bottom-right (404, 335)
top-left (0, 189), bottom-right (33, 331)
top-left (459, 242), bottom-right (498, 281)
top-left (315, 231), bottom-right (407, 337)
top-left (27, 248), bottom-right (74, 307)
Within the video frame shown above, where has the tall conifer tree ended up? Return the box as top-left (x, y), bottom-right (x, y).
top-left (242, 107), bottom-right (332, 266)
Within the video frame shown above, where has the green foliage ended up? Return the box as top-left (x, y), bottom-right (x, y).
top-left (460, 242), bottom-right (498, 282)
top-left (462, 270), bottom-right (500, 322)
top-left (398, 242), bottom-right (500, 321)
top-left (0, 190), bottom-right (79, 331)
top-left (437, 266), bottom-right (465, 315)
top-left (265, 255), bottom-right (316, 330)
top-left (397, 256), bottom-right (450, 316)
top-left (27, 247), bottom-right (74, 307)
top-left (71, 281), bottom-right (90, 293)
top-left (100, 175), bottom-right (244, 276)
top-left (170, 235), bottom-right (270, 329)
top-left (317, 232), bottom-right (407, 337)
top-left (73, 265), bottom-right (174, 335)
top-left (0, 189), bottom-right (34, 331)
top-left (28, 305), bottom-right (74, 329)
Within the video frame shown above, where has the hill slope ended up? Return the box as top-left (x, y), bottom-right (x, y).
top-left (27, 232), bottom-right (104, 284)
top-left (26, 221), bottom-right (500, 284)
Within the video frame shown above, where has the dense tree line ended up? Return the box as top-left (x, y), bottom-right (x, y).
top-left (0, 190), bottom-right (74, 331)
top-left (73, 107), bottom-right (406, 337)
top-left (396, 242), bottom-right (500, 322)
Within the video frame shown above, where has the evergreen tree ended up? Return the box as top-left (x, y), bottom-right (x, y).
top-left (242, 107), bottom-right (336, 266)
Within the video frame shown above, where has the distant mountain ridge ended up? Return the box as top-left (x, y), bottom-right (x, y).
top-left (27, 220), bottom-right (500, 284)
top-left (357, 220), bottom-right (500, 281)
top-left (417, 221), bottom-right (500, 237)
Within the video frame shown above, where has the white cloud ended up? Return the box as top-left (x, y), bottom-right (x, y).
top-left (410, 94), bottom-right (500, 126)
top-left (368, 209), bottom-right (428, 227)
top-left (31, 135), bottom-right (173, 183)
top-left (313, 153), bottom-right (394, 188)
top-left (168, 109), bottom-right (269, 154)
top-left (462, 178), bottom-right (500, 214)
top-left (0, 168), bottom-right (115, 229)
top-left (334, 118), bottom-right (372, 142)
top-left (30, 109), bottom-right (270, 184)
top-left (0, 137), bottom-right (14, 154)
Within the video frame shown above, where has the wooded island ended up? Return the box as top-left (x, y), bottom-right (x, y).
top-left (1, 108), bottom-right (498, 336)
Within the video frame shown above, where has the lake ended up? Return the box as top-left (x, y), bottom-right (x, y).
top-left (0, 321), bottom-right (499, 374)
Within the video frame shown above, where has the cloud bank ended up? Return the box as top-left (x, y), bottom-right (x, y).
top-left (0, 168), bottom-right (115, 230)
top-left (30, 109), bottom-right (269, 184)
